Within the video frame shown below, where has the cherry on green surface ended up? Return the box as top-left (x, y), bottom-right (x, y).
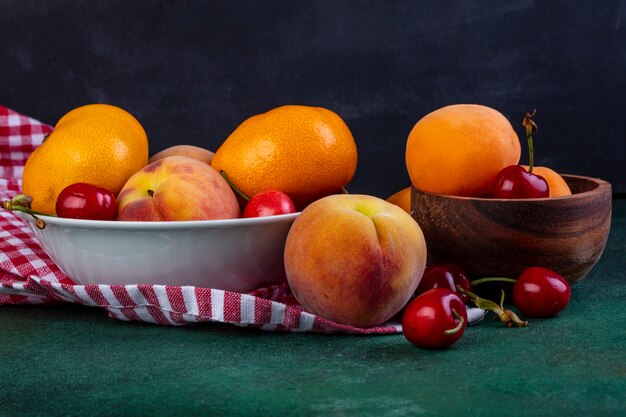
top-left (402, 288), bottom-right (467, 349)
top-left (414, 263), bottom-right (473, 303)
top-left (470, 266), bottom-right (571, 319)
top-left (512, 267), bottom-right (571, 318)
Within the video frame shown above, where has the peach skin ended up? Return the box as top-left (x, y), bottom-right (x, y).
top-left (149, 145), bottom-right (215, 165)
top-left (284, 194), bottom-right (427, 327)
top-left (117, 156), bottom-right (240, 221)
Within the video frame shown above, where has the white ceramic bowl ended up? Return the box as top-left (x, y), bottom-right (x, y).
top-left (17, 212), bottom-right (299, 292)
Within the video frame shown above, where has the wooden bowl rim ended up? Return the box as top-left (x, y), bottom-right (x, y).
top-left (412, 174), bottom-right (611, 202)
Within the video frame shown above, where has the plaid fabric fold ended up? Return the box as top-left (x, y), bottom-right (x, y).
top-left (0, 105), bottom-right (407, 334)
top-left (1, 275), bottom-right (402, 334)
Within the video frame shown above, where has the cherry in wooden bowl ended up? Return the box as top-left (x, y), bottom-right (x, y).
top-left (411, 175), bottom-right (612, 284)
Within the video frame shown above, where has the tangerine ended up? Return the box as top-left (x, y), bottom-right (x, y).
top-left (22, 104), bottom-right (148, 214)
top-left (386, 186), bottom-right (412, 214)
top-left (211, 105), bottom-right (357, 209)
top-left (406, 104), bottom-right (521, 197)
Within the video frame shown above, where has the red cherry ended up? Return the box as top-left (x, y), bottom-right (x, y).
top-left (56, 183), bottom-right (117, 220)
top-left (512, 267), bottom-right (571, 317)
top-left (243, 190), bottom-right (296, 218)
top-left (492, 165), bottom-right (549, 198)
top-left (415, 263), bottom-right (472, 303)
top-left (492, 111), bottom-right (551, 199)
top-left (402, 288), bottom-right (467, 349)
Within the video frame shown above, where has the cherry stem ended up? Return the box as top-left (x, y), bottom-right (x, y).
top-left (444, 309), bottom-right (465, 336)
top-left (457, 285), bottom-right (528, 328)
top-left (527, 131), bottom-right (534, 173)
top-left (470, 277), bottom-right (517, 286)
top-left (1, 198), bottom-right (55, 229)
top-left (522, 110), bottom-right (538, 174)
top-left (220, 170), bottom-right (250, 202)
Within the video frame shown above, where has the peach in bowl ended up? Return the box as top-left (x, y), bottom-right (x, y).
top-left (15, 212), bottom-right (299, 292)
top-left (411, 175), bottom-right (612, 284)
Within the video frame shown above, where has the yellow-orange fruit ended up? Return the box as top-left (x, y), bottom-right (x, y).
top-left (22, 104), bottom-right (148, 214)
top-left (386, 187), bottom-right (412, 214)
top-left (211, 105), bottom-right (357, 209)
top-left (406, 104), bottom-right (521, 197)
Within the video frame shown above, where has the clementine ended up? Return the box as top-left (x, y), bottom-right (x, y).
top-left (406, 104), bottom-right (521, 197)
top-left (211, 105), bottom-right (357, 209)
top-left (386, 186), bottom-right (412, 214)
top-left (521, 165), bottom-right (572, 197)
top-left (22, 104), bottom-right (148, 214)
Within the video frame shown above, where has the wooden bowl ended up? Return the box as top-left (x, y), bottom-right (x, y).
top-left (411, 175), bottom-right (612, 283)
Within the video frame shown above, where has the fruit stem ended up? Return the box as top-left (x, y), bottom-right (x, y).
top-left (220, 170), bottom-right (250, 202)
top-left (470, 277), bottom-right (517, 286)
top-left (457, 285), bottom-right (528, 328)
top-left (522, 110), bottom-right (538, 174)
top-left (1, 194), bottom-right (55, 229)
top-left (444, 309), bottom-right (465, 336)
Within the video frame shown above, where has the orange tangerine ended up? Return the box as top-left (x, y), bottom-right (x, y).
top-left (22, 104), bottom-right (148, 214)
top-left (211, 105), bottom-right (357, 209)
top-left (386, 187), bottom-right (412, 214)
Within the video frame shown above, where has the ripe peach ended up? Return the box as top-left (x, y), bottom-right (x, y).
top-left (117, 156), bottom-right (240, 221)
top-left (284, 194), bottom-right (427, 327)
top-left (149, 145), bottom-right (214, 165)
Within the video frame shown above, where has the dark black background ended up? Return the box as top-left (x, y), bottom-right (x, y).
top-left (1, 0), bottom-right (624, 196)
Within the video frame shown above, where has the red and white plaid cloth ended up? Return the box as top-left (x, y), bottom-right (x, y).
top-left (0, 105), bottom-right (405, 334)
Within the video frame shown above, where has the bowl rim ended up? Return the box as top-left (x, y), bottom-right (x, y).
top-left (15, 211), bottom-right (300, 230)
top-left (411, 174), bottom-right (611, 202)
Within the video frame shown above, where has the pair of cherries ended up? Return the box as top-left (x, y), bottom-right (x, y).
top-left (492, 110), bottom-right (549, 199)
top-left (402, 263), bottom-right (571, 349)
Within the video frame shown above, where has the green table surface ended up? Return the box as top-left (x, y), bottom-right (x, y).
top-left (1, 201), bottom-right (625, 417)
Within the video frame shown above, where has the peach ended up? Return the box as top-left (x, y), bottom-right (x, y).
top-left (284, 194), bottom-right (427, 327)
top-left (117, 156), bottom-right (240, 221)
top-left (149, 145), bottom-right (214, 165)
